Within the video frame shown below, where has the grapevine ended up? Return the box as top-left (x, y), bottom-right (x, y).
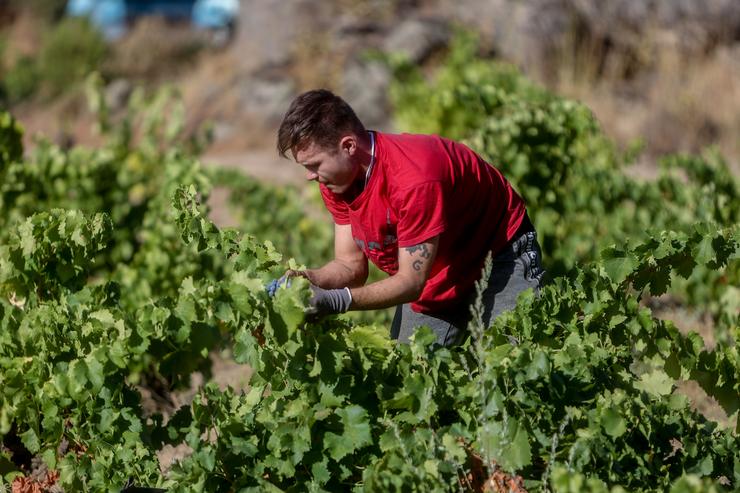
top-left (0, 52), bottom-right (737, 491)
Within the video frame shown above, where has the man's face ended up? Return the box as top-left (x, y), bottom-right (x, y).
top-left (294, 138), bottom-right (360, 194)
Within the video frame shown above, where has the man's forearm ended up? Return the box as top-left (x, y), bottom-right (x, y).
top-left (348, 273), bottom-right (422, 310)
top-left (305, 260), bottom-right (367, 289)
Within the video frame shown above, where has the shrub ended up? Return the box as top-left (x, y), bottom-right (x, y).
top-left (37, 17), bottom-right (107, 97)
top-left (3, 55), bottom-right (40, 103)
top-left (8, 0), bottom-right (67, 23)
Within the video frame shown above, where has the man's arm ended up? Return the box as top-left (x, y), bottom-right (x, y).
top-left (348, 235), bottom-right (439, 310)
top-left (303, 223), bottom-right (368, 289)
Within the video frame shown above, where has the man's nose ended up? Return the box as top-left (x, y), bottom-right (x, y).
top-left (306, 170), bottom-right (319, 181)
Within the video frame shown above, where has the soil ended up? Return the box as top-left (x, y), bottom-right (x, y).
top-left (138, 351), bottom-right (252, 473)
top-left (648, 297), bottom-right (734, 428)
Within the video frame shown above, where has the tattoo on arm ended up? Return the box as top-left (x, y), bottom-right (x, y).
top-left (405, 244), bottom-right (432, 272)
top-left (404, 244), bottom-right (431, 258)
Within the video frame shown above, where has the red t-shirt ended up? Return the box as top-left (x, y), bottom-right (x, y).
top-left (320, 132), bottom-right (527, 314)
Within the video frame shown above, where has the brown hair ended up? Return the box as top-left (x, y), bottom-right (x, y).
top-left (277, 89), bottom-right (366, 158)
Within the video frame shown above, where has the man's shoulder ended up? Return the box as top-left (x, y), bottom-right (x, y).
top-left (377, 131), bottom-right (445, 148)
top-left (376, 132), bottom-right (449, 187)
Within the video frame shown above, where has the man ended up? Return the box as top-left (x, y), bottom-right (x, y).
top-left (270, 89), bottom-right (544, 346)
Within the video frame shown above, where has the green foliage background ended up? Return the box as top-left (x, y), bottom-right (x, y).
top-left (388, 34), bottom-right (738, 340)
top-left (1, 17), bottom-right (107, 104)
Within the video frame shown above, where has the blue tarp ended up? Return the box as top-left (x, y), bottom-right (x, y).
top-left (66, 0), bottom-right (238, 39)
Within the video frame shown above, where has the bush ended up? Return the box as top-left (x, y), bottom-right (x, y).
top-left (37, 17), bottom-right (107, 97)
top-left (3, 55), bottom-right (40, 103)
top-left (8, 0), bottom-right (67, 23)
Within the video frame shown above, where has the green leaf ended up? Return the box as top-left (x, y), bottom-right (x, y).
top-left (478, 418), bottom-right (532, 471)
top-left (41, 448), bottom-right (57, 470)
top-left (324, 405), bottom-right (372, 461)
top-left (634, 369), bottom-right (674, 397)
top-left (311, 458), bottom-right (331, 485)
top-left (423, 459), bottom-right (439, 478)
top-left (20, 428), bottom-right (40, 454)
top-left (175, 277), bottom-right (198, 323)
top-left (89, 309), bottom-right (115, 326)
top-left (85, 354), bottom-right (105, 392)
top-left (270, 278), bottom-right (309, 341)
top-left (228, 271), bottom-right (263, 316)
top-left (409, 325), bottom-right (437, 348)
top-left (347, 325), bottom-right (392, 357)
top-left (233, 326), bottom-right (261, 369)
top-left (98, 408), bottom-right (119, 434)
top-left (68, 359), bottom-right (89, 398)
top-left (244, 385), bottom-right (263, 408)
top-left (686, 456), bottom-right (714, 476)
top-left (692, 234), bottom-right (715, 266)
top-left (601, 408), bottom-right (627, 438)
top-left (601, 248), bottom-right (638, 285)
top-left (19, 221), bottom-right (36, 257)
top-left (442, 433), bottom-right (467, 463)
top-left (0, 453), bottom-right (18, 475)
top-left (230, 436), bottom-right (258, 457)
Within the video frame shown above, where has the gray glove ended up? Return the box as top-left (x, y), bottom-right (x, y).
top-left (308, 285), bottom-right (352, 316)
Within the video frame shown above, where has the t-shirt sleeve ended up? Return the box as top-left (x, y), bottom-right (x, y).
top-left (395, 181), bottom-right (446, 247)
top-left (319, 184), bottom-right (350, 225)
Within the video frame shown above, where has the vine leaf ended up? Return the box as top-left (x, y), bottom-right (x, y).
top-left (478, 418), bottom-right (532, 472)
top-left (634, 369), bottom-right (674, 397)
top-left (324, 405), bottom-right (372, 461)
top-left (601, 247), bottom-right (638, 285)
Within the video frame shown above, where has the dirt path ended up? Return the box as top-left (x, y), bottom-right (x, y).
top-left (202, 149), bottom-right (306, 186)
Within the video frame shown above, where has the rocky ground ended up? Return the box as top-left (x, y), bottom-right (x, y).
top-left (9, 0), bottom-right (740, 181)
top-left (201, 0), bottom-right (740, 174)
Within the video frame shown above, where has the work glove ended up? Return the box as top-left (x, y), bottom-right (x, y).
top-left (307, 286), bottom-right (352, 316)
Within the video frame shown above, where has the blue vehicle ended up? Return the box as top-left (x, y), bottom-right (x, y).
top-left (66, 0), bottom-right (239, 41)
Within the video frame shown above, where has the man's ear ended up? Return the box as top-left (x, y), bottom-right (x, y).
top-left (339, 135), bottom-right (357, 156)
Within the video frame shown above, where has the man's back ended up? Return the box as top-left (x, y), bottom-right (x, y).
top-left (320, 131), bottom-right (527, 313)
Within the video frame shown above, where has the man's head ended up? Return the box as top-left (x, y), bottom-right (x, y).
top-left (277, 89), bottom-right (368, 194)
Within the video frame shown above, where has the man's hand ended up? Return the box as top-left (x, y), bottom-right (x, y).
top-left (307, 285), bottom-right (352, 316)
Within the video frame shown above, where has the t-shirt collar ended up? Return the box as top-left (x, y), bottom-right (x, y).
top-left (364, 131), bottom-right (376, 188)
